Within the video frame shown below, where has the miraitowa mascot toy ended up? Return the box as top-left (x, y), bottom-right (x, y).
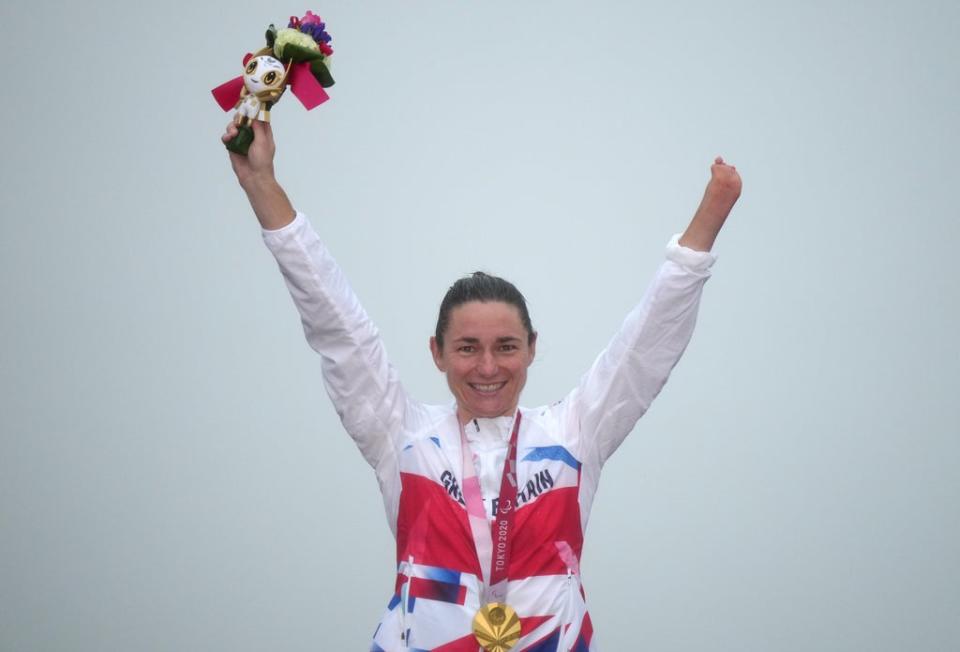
top-left (212, 11), bottom-right (334, 155)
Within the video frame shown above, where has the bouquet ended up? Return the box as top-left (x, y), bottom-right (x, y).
top-left (212, 11), bottom-right (335, 155)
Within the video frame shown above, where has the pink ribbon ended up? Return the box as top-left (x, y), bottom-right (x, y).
top-left (288, 61), bottom-right (329, 110)
top-left (211, 76), bottom-right (244, 111)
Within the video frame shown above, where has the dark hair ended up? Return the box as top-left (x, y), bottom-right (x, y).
top-left (434, 272), bottom-right (535, 349)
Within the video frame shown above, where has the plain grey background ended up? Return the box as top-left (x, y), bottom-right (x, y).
top-left (2, 0), bottom-right (958, 649)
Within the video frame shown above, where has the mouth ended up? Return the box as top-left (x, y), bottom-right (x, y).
top-left (468, 381), bottom-right (507, 394)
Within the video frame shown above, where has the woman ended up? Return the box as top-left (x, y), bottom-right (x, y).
top-left (223, 120), bottom-right (741, 651)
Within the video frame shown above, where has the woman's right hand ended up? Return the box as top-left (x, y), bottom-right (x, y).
top-left (222, 119), bottom-right (277, 191)
top-left (222, 119), bottom-right (296, 230)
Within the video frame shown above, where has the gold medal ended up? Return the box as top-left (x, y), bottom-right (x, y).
top-left (472, 602), bottom-right (521, 652)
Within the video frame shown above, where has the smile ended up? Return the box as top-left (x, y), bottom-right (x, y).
top-left (469, 382), bottom-right (507, 394)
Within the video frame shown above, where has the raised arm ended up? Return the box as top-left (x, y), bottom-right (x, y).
top-left (678, 157), bottom-right (742, 252)
top-left (222, 120), bottom-right (412, 479)
top-left (567, 158), bottom-right (741, 470)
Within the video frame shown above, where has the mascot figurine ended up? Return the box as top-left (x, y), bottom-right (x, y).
top-left (212, 11), bottom-right (334, 155)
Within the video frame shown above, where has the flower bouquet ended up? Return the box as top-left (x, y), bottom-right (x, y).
top-left (212, 11), bottom-right (335, 155)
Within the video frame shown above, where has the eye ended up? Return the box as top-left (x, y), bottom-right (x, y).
top-left (499, 343), bottom-right (518, 352)
top-left (263, 70), bottom-right (278, 85)
top-left (458, 345), bottom-right (476, 354)
top-left (245, 59), bottom-right (258, 75)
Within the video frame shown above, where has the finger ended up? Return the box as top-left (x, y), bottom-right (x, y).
top-left (222, 121), bottom-right (239, 142)
top-left (252, 119), bottom-right (274, 144)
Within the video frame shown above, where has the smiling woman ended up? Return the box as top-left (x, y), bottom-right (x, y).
top-left (223, 116), bottom-right (740, 650)
top-left (430, 274), bottom-right (537, 424)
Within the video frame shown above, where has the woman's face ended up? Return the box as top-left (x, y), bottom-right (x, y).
top-left (430, 300), bottom-right (536, 424)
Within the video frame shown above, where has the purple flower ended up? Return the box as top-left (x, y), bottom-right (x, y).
top-left (299, 21), bottom-right (332, 44)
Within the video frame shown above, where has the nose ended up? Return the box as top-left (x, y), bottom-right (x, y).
top-left (477, 350), bottom-right (498, 377)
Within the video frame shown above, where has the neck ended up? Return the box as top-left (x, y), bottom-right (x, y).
top-left (457, 406), bottom-right (518, 426)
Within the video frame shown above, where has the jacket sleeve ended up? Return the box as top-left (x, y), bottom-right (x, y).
top-left (566, 235), bottom-right (717, 469)
top-left (261, 212), bottom-right (410, 472)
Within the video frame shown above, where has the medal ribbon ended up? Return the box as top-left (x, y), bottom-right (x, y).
top-left (459, 411), bottom-right (522, 605)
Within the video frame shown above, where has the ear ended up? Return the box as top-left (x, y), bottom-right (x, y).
top-left (527, 332), bottom-right (538, 365)
top-left (429, 336), bottom-right (446, 372)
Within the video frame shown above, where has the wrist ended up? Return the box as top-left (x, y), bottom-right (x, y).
top-left (242, 175), bottom-right (295, 230)
top-left (239, 170), bottom-right (279, 196)
top-left (678, 230), bottom-right (716, 252)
